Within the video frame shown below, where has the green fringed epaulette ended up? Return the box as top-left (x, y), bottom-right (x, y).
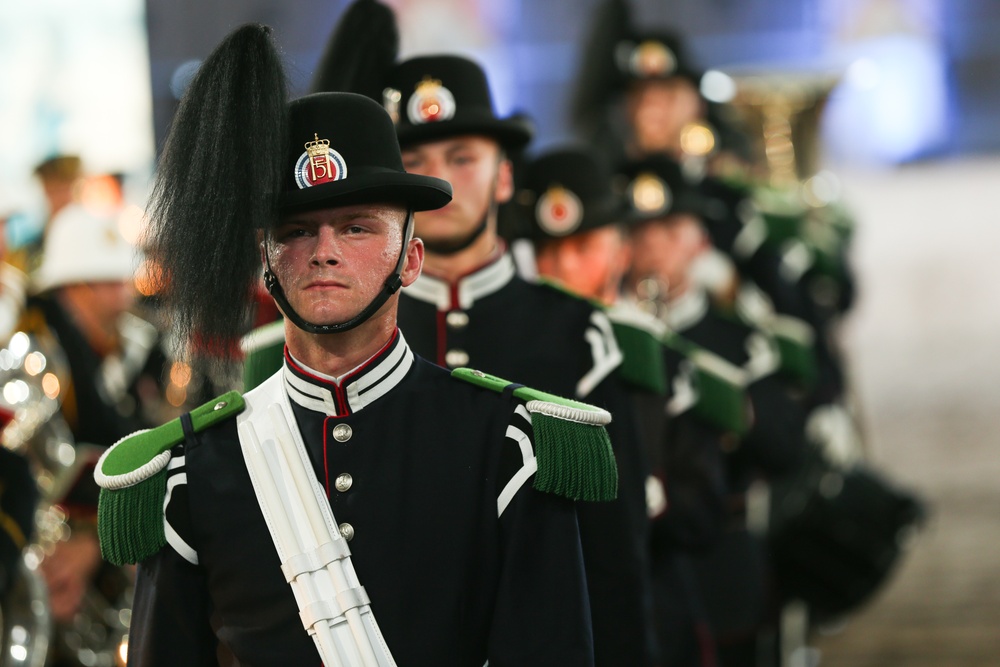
top-left (733, 287), bottom-right (819, 389)
top-left (241, 319), bottom-right (286, 391)
top-left (95, 391), bottom-right (245, 566)
top-left (451, 368), bottom-right (617, 503)
top-left (662, 332), bottom-right (752, 437)
top-left (608, 315), bottom-right (668, 396)
top-left (768, 314), bottom-right (819, 389)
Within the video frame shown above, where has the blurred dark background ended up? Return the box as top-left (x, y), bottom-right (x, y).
top-left (144, 0), bottom-right (1000, 163)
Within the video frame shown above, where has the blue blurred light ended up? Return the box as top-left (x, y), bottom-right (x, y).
top-left (823, 35), bottom-right (949, 165)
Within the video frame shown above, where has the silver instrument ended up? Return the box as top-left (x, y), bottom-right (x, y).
top-left (0, 331), bottom-right (131, 667)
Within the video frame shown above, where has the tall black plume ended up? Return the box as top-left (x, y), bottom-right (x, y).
top-left (143, 24), bottom-right (288, 361)
top-left (309, 0), bottom-right (399, 100)
top-left (569, 0), bottom-right (631, 143)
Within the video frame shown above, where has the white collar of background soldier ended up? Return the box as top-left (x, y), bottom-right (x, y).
top-left (261, 209), bottom-right (414, 335)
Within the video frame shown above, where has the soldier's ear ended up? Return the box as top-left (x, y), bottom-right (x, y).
top-left (400, 236), bottom-right (424, 288)
top-left (495, 157), bottom-right (515, 204)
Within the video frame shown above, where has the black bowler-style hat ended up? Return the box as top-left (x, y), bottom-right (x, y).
top-left (517, 146), bottom-right (631, 241)
top-left (280, 93), bottom-right (452, 215)
top-left (617, 154), bottom-right (705, 224)
top-left (381, 55), bottom-right (533, 149)
top-left (615, 29), bottom-right (703, 87)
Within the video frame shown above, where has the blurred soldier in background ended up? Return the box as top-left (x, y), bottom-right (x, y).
top-left (12, 203), bottom-right (173, 666)
top-left (519, 144), bottom-right (739, 667)
top-left (392, 57), bottom-right (654, 666)
top-left (620, 154), bottom-right (808, 667)
top-left (7, 155), bottom-right (85, 277)
top-left (570, 0), bottom-right (854, 419)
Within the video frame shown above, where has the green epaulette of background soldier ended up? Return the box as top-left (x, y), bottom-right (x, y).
top-left (748, 185), bottom-right (855, 294)
top-left (534, 279), bottom-right (665, 396)
top-left (727, 282), bottom-right (820, 392)
top-left (96, 375), bottom-right (617, 566)
top-left (602, 300), bottom-right (666, 396)
top-left (661, 329), bottom-right (752, 437)
top-left (538, 278), bottom-right (753, 437)
top-left (240, 319), bottom-right (285, 391)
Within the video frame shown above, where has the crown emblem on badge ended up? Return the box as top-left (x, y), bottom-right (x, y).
top-left (629, 173), bottom-right (671, 214)
top-left (407, 77), bottom-right (457, 125)
top-left (618, 40), bottom-right (677, 78)
top-left (536, 184), bottom-right (584, 237)
top-left (294, 133), bottom-right (348, 190)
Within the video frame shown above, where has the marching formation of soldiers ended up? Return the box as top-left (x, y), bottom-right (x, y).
top-left (0, 1), bottom-right (925, 666)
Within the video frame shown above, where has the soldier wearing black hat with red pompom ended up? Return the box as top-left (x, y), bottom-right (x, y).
top-left (93, 24), bottom-right (612, 667)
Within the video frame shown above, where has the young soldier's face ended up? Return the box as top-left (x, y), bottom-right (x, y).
top-left (268, 203), bottom-right (421, 324)
top-left (628, 213), bottom-right (707, 293)
top-left (401, 136), bottom-right (513, 251)
top-left (535, 226), bottom-right (630, 305)
top-left (626, 78), bottom-right (703, 157)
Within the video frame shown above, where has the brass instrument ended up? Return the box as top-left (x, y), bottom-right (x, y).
top-left (713, 69), bottom-right (840, 188)
top-left (0, 332), bottom-right (131, 667)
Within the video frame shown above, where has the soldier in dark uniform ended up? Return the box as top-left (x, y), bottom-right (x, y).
top-left (240, 5), bottom-right (654, 663)
top-left (569, 2), bottom-right (850, 414)
top-left (518, 144), bottom-right (749, 667)
top-left (383, 56), bottom-right (655, 667)
top-left (621, 153), bottom-right (809, 667)
top-left (95, 25), bottom-right (604, 666)
top-left (7, 203), bottom-right (173, 652)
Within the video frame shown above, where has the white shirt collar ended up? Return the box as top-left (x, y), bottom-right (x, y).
top-left (404, 252), bottom-right (517, 311)
top-left (664, 287), bottom-right (710, 332)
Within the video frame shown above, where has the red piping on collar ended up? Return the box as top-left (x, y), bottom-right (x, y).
top-left (283, 328), bottom-right (401, 416)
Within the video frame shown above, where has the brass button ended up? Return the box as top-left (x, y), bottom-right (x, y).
top-left (339, 522), bottom-right (355, 541)
top-left (332, 423), bottom-right (353, 442)
top-left (445, 349), bottom-right (470, 368)
top-left (335, 473), bottom-right (353, 493)
top-left (446, 311), bottom-right (469, 328)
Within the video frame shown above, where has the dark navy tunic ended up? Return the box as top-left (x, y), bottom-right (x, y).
top-left (127, 332), bottom-right (593, 667)
top-left (399, 253), bottom-right (655, 667)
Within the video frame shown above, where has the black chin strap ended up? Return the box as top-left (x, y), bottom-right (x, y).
top-left (421, 211), bottom-right (490, 255)
top-left (262, 211), bottom-right (414, 335)
top-left (422, 159), bottom-right (501, 256)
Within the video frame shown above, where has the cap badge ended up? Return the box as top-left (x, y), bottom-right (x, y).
top-left (407, 77), bottom-right (456, 125)
top-left (383, 87), bottom-right (402, 124)
top-left (294, 134), bottom-right (347, 189)
top-left (536, 185), bottom-right (583, 236)
top-left (629, 173), bottom-right (672, 215)
top-left (618, 40), bottom-right (677, 78)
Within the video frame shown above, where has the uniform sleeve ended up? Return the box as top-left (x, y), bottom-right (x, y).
top-left (488, 403), bottom-right (595, 667)
top-left (579, 374), bottom-right (657, 667)
top-left (126, 444), bottom-right (217, 667)
top-left (128, 547), bottom-right (218, 666)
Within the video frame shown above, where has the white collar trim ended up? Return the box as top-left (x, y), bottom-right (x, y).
top-left (404, 253), bottom-right (517, 311)
top-left (282, 331), bottom-right (414, 416)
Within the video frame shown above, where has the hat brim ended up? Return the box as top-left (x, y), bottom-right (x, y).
top-left (629, 192), bottom-right (704, 226)
top-left (396, 113), bottom-right (533, 150)
top-left (279, 169), bottom-right (452, 215)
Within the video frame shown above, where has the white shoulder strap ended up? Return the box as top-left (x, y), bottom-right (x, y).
top-left (237, 373), bottom-right (396, 667)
